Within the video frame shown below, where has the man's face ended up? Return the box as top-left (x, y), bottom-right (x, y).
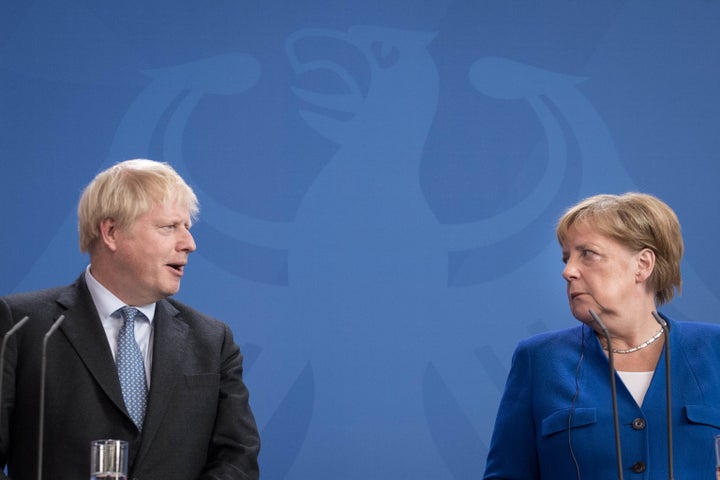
top-left (107, 200), bottom-right (196, 305)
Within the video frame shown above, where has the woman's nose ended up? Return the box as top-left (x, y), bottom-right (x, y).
top-left (562, 259), bottom-right (577, 281)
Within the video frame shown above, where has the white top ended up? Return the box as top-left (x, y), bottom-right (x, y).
top-left (84, 266), bottom-right (155, 387)
top-left (617, 370), bottom-right (654, 406)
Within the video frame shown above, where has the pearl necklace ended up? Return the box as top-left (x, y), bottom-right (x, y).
top-left (601, 328), bottom-right (665, 354)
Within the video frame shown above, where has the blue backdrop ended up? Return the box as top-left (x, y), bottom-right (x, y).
top-left (2, 1), bottom-right (720, 478)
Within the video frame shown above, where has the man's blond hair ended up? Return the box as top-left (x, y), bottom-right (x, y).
top-left (78, 159), bottom-right (199, 253)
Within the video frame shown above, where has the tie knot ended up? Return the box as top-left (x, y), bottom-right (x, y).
top-left (119, 306), bottom-right (141, 324)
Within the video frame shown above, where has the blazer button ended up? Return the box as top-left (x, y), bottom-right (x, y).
top-left (631, 461), bottom-right (646, 473)
top-left (632, 418), bottom-right (646, 430)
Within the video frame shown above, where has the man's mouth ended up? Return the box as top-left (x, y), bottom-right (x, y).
top-left (167, 263), bottom-right (186, 274)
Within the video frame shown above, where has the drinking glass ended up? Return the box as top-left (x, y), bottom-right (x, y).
top-left (90, 439), bottom-right (128, 480)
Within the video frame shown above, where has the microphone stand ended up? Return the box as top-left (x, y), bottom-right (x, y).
top-left (37, 314), bottom-right (65, 480)
top-left (652, 311), bottom-right (674, 480)
top-left (0, 316), bottom-right (30, 423)
top-left (589, 309), bottom-right (624, 480)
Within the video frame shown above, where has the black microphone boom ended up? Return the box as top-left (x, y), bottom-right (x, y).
top-left (37, 314), bottom-right (66, 480)
top-left (0, 315), bottom-right (31, 422)
top-left (652, 311), bottom-right (674, 480)
top-left (589, 309), bottom-right (624, 480)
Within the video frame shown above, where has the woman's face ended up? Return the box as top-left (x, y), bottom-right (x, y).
top-left (560, 221), bottom-right (649, 324)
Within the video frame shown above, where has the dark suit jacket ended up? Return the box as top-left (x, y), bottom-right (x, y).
top-left (0, 275), bottom-right (260, 480)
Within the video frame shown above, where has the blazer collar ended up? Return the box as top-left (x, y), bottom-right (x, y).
top-left (133, 298), bottom-right (191, 466)
top-left (56, 275), bottom-right (127, 418)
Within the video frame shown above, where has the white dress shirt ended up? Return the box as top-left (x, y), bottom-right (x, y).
top-left (617, 370), bottom-right (654, 406)
top-left (84, 266), bottom-right (155, 387)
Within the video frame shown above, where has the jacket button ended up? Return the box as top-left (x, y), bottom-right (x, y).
top-left (632, 418), bottom-right (646, 430)
top-left (631, 461), bottom-right (646, 473)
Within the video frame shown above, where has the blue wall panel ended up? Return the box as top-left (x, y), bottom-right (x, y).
top-left (2, 1), bottom-right (719, 477)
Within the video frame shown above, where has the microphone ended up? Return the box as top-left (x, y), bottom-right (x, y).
top-left (652, 311), bottom-right (673, 480)
top-left (589, 309), bottom-right (624, 480)
top-left (0, 316), bottom-right (30, 421)
top-left (37, 314), bottom-right (66, 480)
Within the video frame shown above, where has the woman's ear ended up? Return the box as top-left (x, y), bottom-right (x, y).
top-left (636, 248), bottom-right (656, 283)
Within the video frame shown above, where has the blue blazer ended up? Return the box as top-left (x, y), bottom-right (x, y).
top-left (483, 316), bottom-right (720, 479)
top-left (0, 275), bottom-right (260, 480)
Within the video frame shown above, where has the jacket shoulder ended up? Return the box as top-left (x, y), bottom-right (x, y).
top-left (517, 325), bottom-right (584, 351)
top-left (674, 318), bottom-right (720, 343)
top-left (162, 297), bottom-right (227, 330)
top-left (1, 283), bottom-right (79, 318)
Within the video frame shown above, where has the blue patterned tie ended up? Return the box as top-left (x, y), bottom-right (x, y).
top-left (117, 306), bottom-right (148, 430)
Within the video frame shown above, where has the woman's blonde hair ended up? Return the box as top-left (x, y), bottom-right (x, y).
top-left (556, 192), bottom-right (683, 305)
top-left (78, 159), bottom-right (199, 253)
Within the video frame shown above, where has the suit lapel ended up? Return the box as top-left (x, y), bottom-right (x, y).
top-left (56, 282), bottom-right (192, 467)
top-left (56, 278), bottom-right (127, 416)
top-left (133, 299), bottom-right (189, 464)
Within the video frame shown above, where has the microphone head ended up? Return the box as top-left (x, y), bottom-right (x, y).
top-left (2, 315), bottom-right (30, 340)
top-left (588, 309), bottom-right (609, 335)
top-left (652, 311), bottom-right (669, 330)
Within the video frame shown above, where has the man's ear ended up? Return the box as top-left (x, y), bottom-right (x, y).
top-left (636, 248), bottom-right (656, 283)
top-left (99, 218), bottom-right (119, 252)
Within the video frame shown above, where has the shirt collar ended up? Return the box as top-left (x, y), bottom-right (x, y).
top-left (84, 265), bottom-right (156, 323)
